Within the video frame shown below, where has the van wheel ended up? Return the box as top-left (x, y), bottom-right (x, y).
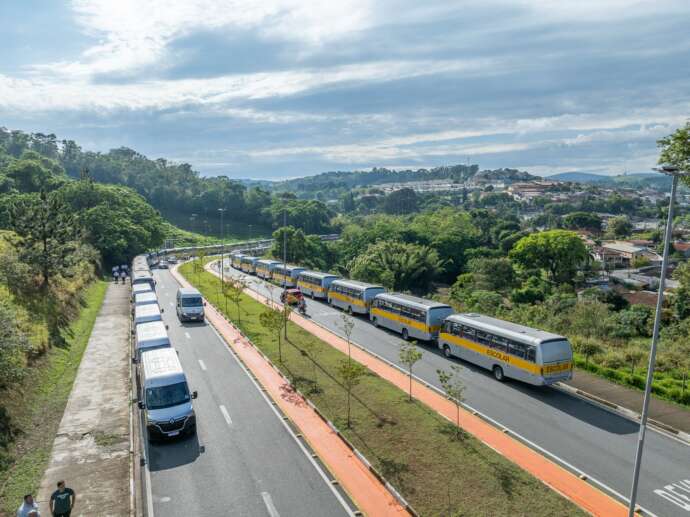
top-left (493, 366), bottom-right (505, 382)
top-left (443, 345), bottom-right (451, 358)
top-left (402, 328), bottom-right (409, 341)
top-left (347, 306), bottom-right (353, 315)
top-left (373, 317), bottom-right (378, 328)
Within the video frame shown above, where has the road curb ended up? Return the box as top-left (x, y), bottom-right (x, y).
top-left (554, 382), bottom-right (690, 445)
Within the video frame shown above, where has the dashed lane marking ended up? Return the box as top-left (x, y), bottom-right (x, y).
top-left (261, 492), bottom-right (280, 517)
top-left (198, 359), bottom-right (207, 371)
top-left (219, 404), bottom-right (233, 427)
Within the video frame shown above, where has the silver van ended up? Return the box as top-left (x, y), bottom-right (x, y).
top-left (176, 287), bottom-right (205, 322)
top-left (132, 271), bottom-right (156, 290)
top-left (135, 321), bottom-right (171, 361)
top-left (138, 348), bottom-right (197, 441)
top-left (134, 304), bottom-right (163, 325)
top-left (131, 283), bottom-right (153, 301)
top-left (133, 292), bottom-right (158, 309)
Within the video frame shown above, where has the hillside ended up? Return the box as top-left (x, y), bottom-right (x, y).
top-left (548, 172), bottom-right (609, 182)
top-left (548, 171), bottom-right (672, 190)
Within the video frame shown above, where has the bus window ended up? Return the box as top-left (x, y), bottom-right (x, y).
top-left (526, 345), bottom-right (537, 362)
top-left (508, 341), bottom-right (526, 359)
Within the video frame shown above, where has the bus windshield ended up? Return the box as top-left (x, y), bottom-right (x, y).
top-left (540, 340), bottom-right (572, 363)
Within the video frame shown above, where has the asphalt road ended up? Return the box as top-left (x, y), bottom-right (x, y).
top-left (220, 261), bottom-right (690, 517)
top-left (142, 269), bottom-right (353, 517)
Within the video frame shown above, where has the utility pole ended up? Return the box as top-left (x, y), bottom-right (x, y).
top-left (627, 165), bottom-right (684, 516)
top-left (282, 204), bottom-right (288, 339)
top-left (218, 208), bottom-right (227, 287)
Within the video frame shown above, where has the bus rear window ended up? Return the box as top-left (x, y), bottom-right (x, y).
top-left (540, 340), bottom-right (572, 363)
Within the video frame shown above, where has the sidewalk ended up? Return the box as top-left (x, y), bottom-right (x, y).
top-left (36, 283), bottom-right (131, 516)
top-left (203, 261), bottom-right (628, 517)
top-left (565, 369), bottom-right (690, 435)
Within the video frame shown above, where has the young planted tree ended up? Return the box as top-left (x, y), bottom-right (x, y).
top-left (572, 337), bottom-right (603, 368)
top-left (259, 304), bottom-right (285, 362)
top-left (224, 277), bottom-right (247, 326)
top-left (336, 359), bottom-right (366, 428)
top-left (399, 342), bottom-right (423, 402)
top-left (624, 346), bottom-right (646, 376)
top-left (339, 312), bottom-right (355, 361)
top-left (437, 365), bottom-right (466, 439)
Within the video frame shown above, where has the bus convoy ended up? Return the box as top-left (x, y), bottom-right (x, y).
top-left (227, 251), bottom-right (573, 386)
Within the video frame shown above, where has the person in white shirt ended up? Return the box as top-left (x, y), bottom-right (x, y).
top-left (17, 494), bottom-right (40, 517)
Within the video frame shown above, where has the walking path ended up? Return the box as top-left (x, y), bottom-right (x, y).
top-left (172, 265), bottom-right (408, 517)
top-left (36, 282), bottom-right (131, 516)
top-left (565, 369), bottom-right (690, 435)
top-left (204, 261), bottom-right (629, 517)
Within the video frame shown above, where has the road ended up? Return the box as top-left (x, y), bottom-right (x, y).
top-left (219, 260), bottom-right (690, 517)
top-left (142, 269), bottom-right (354, 517)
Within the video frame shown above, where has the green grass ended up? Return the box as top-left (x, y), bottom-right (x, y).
top-left (0, 280), bottom-right (108, 514)
top-left (182, 261), bottom-right (585, 516)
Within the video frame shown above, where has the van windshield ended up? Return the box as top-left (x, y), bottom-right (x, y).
top-left (540, 340), bottom-right (573, 364)
top-left (146, 382), bottom-right (190, 410)
top-left (181, 296), bottom-right (203, 307)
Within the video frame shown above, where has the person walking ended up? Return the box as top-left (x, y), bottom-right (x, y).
top-left (17, 494), bottom-right (40, 516)
top-left (49, 480), bottom-right (75, 517)
top-left (119, 270), bottom-right (127, 285)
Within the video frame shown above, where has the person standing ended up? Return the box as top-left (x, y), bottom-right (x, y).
top-left (49, 481), bottom-right (75, 517)
top-left (17, 494), bottom-right (40, 516)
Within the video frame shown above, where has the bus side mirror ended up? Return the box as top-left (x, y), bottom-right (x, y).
top-left (192, 391), bottom-right (198, 399)
top-left (137, 400), bottom-right (144, 410)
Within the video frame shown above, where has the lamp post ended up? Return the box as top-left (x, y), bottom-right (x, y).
top-left (627, 165), bottom-right (684, 516)
top-left (218, 208), bottom-right (227, 287)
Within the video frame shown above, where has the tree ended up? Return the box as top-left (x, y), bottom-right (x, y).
top-left (437, 366), bottom-right (465, 439)
top-left (348, 241), bottom-right (444, 293)
top-left (563, 212), bottom-right (602, 233)
top-left (222, 277), bottom-right (246, 325)
top-left (260, 304), bottom-right (286, 362)
top-left (571, 337), bottom-right (603, 368)
top-left (336, 359), bottom-right (366, 428)
top-left (510, 230), bottom-right (589, 284)
top-left (467, 257), bottom-right (515, 291)
top-left (382, 188), bottom-right (418, 215)
top-left (606, 216), bottom-right (632, 238)
top-left (657, 122), bottom-right (690, 179)
top-left (340, 312), bottom-right (355, 361)
top-left (399, 342), bottom-right (423, 401)
top-left (623, 346), bottom-right (646, 376)
top-left (0, 299), bottom-right (30, 389)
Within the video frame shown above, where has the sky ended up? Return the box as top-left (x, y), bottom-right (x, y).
top-left (1, 1), bottom-right (689, 180)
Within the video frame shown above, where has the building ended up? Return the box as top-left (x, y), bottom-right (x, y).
top-left (595, 241), bottom-right (661, 269)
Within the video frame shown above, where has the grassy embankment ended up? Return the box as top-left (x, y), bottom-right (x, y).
top-left (181, 261), bottom-right (585, 517)
top-left (0, 281), bottom-right (108, 515)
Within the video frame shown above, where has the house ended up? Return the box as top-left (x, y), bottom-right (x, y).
top-left (673, 241), bottom-right (690, 258)
top-left (596, 241), bottom-right (661, 269)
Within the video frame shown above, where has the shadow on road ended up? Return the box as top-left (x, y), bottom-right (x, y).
top-left (148, 433), bottom-right (202, 472)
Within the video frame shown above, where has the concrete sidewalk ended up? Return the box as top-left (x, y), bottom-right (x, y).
top-left (37, 282), bottom-right (131, 516)
top-left (565, 369), bottom-right (690, 435)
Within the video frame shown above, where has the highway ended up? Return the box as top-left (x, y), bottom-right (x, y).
top-left (219, 260), bottom-right (690, 517)
top-left (142, 268), bottom-right (355, 517)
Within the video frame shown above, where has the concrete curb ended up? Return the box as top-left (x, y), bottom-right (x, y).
top-left (554, 382), bottom-right (690, 445)
top-left (188, 262), bottom-right (418, 516)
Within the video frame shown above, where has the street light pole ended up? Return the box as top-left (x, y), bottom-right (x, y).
top-left (282, 204), bottom-right (288, 339)
top-left (218, 208), bottom-right (226, 287)
top-left (627, 165), bottom-right (681, 516)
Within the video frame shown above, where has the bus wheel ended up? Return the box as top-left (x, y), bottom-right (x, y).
top-left (443, 345), bottom-right (451, 358)
top-left (493, 366), bottom-right (505, 382)
top-left (402, 328), bottom-right (409, 341)
top-left (347, 306), bottom-right (353, 315)
top-left (373, 317), bottom-right (378, 328)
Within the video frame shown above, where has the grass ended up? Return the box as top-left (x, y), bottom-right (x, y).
top-left (0, 280), bottom-right (108, 514)
top-left (181, 261), bottom-right (586, 516)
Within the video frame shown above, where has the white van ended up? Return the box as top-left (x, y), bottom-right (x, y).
top-left (176, 287), bottom-right (205, 322)
top-left (132, 271), bottom-right (156, 290)
top-left (134, 304), bottom-right (163, 325)
top-left (135, 321), bottom-right (171, 361)
top-left (131, 283), bottom-right (153, 301)
top-left (133, 292), bottom-right (159, 309)
top-left (138, 348), bottom-right (197, 441)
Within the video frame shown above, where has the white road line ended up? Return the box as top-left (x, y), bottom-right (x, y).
top-left (185, 332), bottom-right (191, 339)
top-left (208, 324), bottom-right (355, 517)
top-left (219, 404), bottom-right (233, 426)
top-left (198, 359), bottom-right (207, 371)
top-left (261, 492), bottom-right (280, 517)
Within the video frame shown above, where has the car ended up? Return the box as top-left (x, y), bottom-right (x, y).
top-left (167, 256), bottom-right (178, 264)
top-left (280, 288), bottom-right (304, 305)
top-left (158, 261), bottom-right (169, 269)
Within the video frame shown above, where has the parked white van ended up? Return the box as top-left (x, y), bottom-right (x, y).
top-left (133, 292), bottom-right (159, 310)
top-left (131, 283), bottom-right (153, 301)
top-left (135, 321), bottom-right (171, 361)
top-left (134, 304), bottom-right (163, 325)
top-left (176, 287), bottom-right (205, 322)
top-left (138, 348), bottom-right (197, 441)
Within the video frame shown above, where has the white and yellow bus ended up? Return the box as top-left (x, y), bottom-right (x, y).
top-left (298, 271), bottom-right (340, 299)
top-left (370, 293), bottom-right (452, 341)
top-left (240, 255), bottom-right (258, 274)
top-left (438, 313), bottom-right (573, 385)
top-left (230, 252), bottom-right (244, 269)
top-left (272, 264), bottom-right (305, 287)
top-left (255, 259), bottom-right (281, 280)
top-left (328, 279), bottom-right (385, 315)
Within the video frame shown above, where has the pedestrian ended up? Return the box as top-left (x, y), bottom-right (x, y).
top-left (120, 270), bottom-right (127, 285)
top-left (49, 480), bottom-right (75, 517)
top-left (17, 494), bottom-right (40, 517)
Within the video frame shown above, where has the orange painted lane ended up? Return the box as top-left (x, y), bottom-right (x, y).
top-left (205, 262), bottom-right (629, 517)
top-left (173, 264), bottom-right (408, 517)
